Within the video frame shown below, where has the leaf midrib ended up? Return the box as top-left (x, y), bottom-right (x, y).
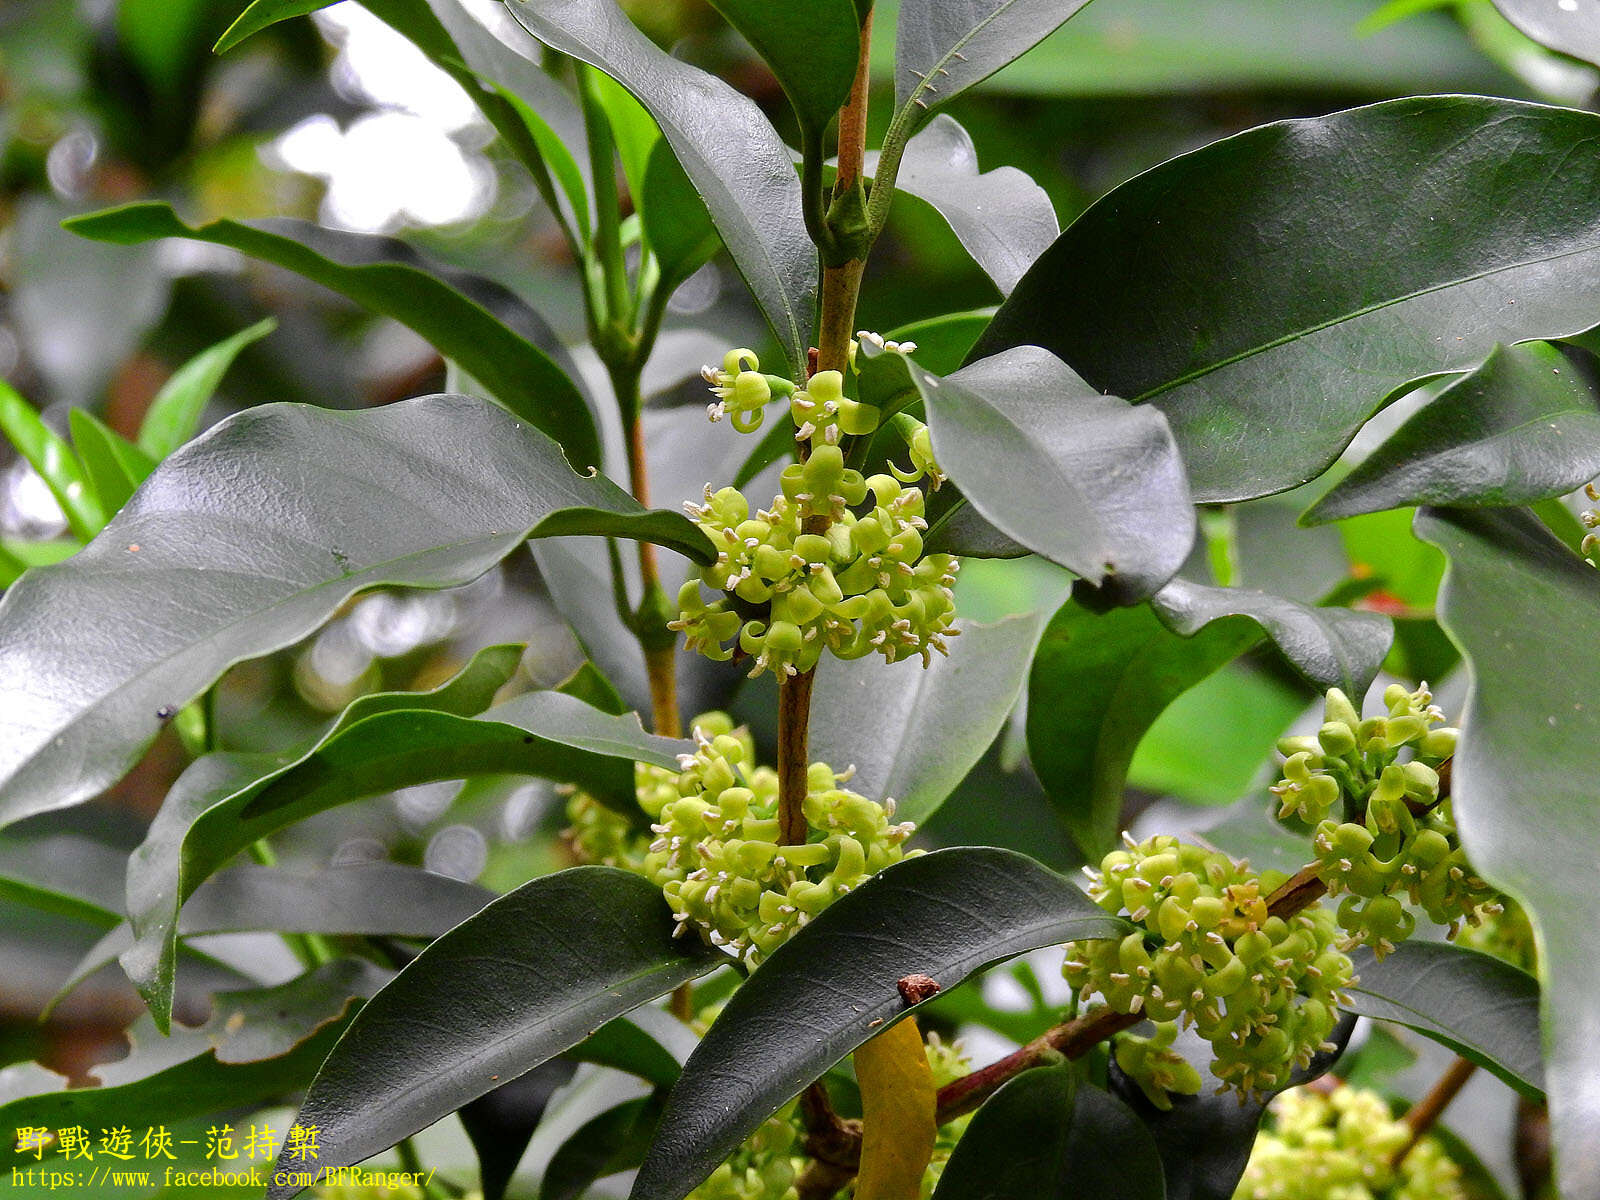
top-left (1135, 239), bottom-right (1600, 404)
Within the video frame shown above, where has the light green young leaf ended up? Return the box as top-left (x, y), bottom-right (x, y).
top-left (136, 318), bottom-right (276, 459)
top-left (0, 378), bottom-right (103, 541)
top-left (215, 0), bottom-right (337, 52)
top-left (66, 409), bottom-right (156, 518)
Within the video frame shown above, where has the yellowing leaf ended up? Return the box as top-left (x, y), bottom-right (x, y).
top-left (853, 1016), bottom-right (937, 1200)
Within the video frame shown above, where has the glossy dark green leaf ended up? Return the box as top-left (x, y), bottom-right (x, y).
top-left (1415, 505), bottom-right (1600, 1194)
top-left (631, 849), bottom-right (1130, 1200)
top-left (977, 96), bottom-right (1600, 502)
top-left (1028, 580), bottom-right (1390, 855)
top-left (883, 344), bottom-right (1195, 599)
top-left (544, 1092), bottom-right (666, 1200)
top-left (136, 318), bottom-right (276, 459)
top-left (67, 409), bottom-right (156, 518)
top-left (462, 1057), bottom-right (578, 1200)
top-left (1344, 941), bottom-right (1543, 1099)
top-left (0, 393), bottom-right (711, 835)
top-left (1490, 0), bottom-right (1600, 68)
top-left (0, 377), bottom-right (103, 541)
top-left (1105, 1014), bottom-right (1355, 1200)
top-left (59, 862), bottom-right (493, 1005)
top-left (871, 115), bottom-right (1057, 296)
top-left (1305, 342), bottom-right (1600, 523)
top-left (893, 0), bottom-right (1096, 125)
top-left (1151, 579), bottom-right (1393, 696)
top-left (932, 1069), bottom-right (1165, 1200)
top-left (123, 650), bottom-right (691, 1028)
top-left (506, 0), bottom-right (815, 374)
top-left (265, 868), bottom-right (722, 1199)
top-left (0, 964), bottom-right (375, 1169)
top-left (705, 0), bottom-right (860, 138)
top-left (65, 203), bottom-right (599, 467)
top-left (214, 0), bottom-right (336, 52)
top-left (810, 612), bottom-right (1046, 824)
top-left (640, 139), bottom-right (720, 294)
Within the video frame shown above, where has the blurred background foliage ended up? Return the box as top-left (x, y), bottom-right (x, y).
top-left (0, 0), bottom-right (1587, 1190)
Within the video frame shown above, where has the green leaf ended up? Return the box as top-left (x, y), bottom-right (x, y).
top-left (506, 0), bottom-right (816, 375)
top-left (1490, 0), bottom-right (1600, 69)
top-left (0, 963), bottom-right (378, 1169)
top-left (1413, 505), bottom-right (1597, 1197)
top-left (543, 1093), bottom-right (666, 1200)
top-left (0, 392), bottom-right (711, 835)
top-left (1029, 580), bottom-right (1391, 855)
top-left (631, 849), bottom-right (1130, 1200)
top-left (0, 831), bottom-right (126, 928)
top-left (894, 0), bottom-right (1511, 98)
top-left (893, 0), bottom-right (1097, 127)
top-left (871, 115), bottom-right (1057, 296)
top-left (809, 612), bottom-right (1046, 825)
top-left (706, 0), bottom-right (860, 139)
top-left (66, 409), bottom-right (157, 517)
top-left (588, 69), bottom-right (659, 204)
top-left (1304, 342), bottom-right (1600, 524)
top-left (136, 317), bottom-right (276, 459)
top-left (1344, 941), bottom-right (1543, 1098)
top-left (1105, 1014), bottom-right (1354, 1200)
top-left (0, 537), bottom-right (78, 586)
top-left (885, 309), bottom-right (995, 375)
top-left (123, 650), bottom-right (692, 1029)
top-left (65, 203), bottom-right (600, 467)
top-left (60, 862), bottom-right (495, 1006)
top-left (214, 0), bottom-right (337, 52)
top-left (461, 1058), bottom-right (578, 1200)
top-left (932, 1069), bottom-right (1165, 1200)
top-left (0, 376), bottom-right (103, 541)
top-left (883, 344), bottom-right (1195, 599)
top-left (640, 139), bottom-right (719, 294)
top-left (977, 96), bottom-right (1600, 502)
top-left (264, 868), bottom-right (722, 1198)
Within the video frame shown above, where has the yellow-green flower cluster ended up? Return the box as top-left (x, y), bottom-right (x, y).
top-left (1457, 896), bottom-right (1538, 975)
top-left (1274, 686), bottom-right (1500, 956)
top-left (1064, 835), bottom-right (1352, 1098)
top-left (566, 713), bottom-right (915, 967)
top-left (1582, 481), bottom-right (1598, 565)
top-left (677, 345), bottom-right (959, 678)
top-left (921, 1033), bottom-right (973, 1200)
top-left (687, 1102), bottom-right (801, 1200)
top-left (646, 718), bottom-right (915, 964)
top-left (672, 471), bottom-right (959, 676)
top-left (1235, 1085), bottom-right (1465, 1200)
top-left (1113, 1021), bottom-right (1204, 1111)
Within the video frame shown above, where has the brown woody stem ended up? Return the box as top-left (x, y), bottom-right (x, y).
top-left (777, 9), bottom-right (874, 846)
top-left (1393, 1056), bottom-right (1477, 1168)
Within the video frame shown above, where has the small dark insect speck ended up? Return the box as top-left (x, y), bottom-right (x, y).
top-left (522, 735), bottom-right (535, 744)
